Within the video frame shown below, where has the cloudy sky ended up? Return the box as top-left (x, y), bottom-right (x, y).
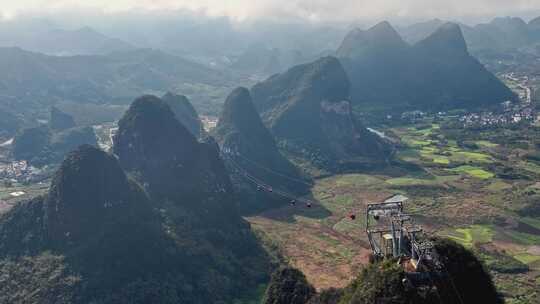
top-left (1, 0), bottom-right (539, 23)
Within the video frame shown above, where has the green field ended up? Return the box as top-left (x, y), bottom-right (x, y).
top-left (444, 225), bottom-right (495, 247)
top-left (448, 165), bottom-right (495, 179)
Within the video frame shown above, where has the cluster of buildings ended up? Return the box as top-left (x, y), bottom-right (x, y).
top-left (459, 101), bottom-right (535, 128)
top-left (0, 160), bottom-right (51, 184)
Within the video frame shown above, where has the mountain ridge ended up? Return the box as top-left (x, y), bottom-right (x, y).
top-left (251, 56), bottom-right (392, 171)
top-left (213, 87), bottom-right (310, 213)
top-left (338, 21), bottom-right (516, 110)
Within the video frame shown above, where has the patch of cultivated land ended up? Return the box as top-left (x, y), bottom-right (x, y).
top-left (0, 182), bottom-right (50, 214)
top-left (246, 118), bottom-right (540, 301)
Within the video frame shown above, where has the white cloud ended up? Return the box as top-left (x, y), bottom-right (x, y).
top-left (0, 0), bottom-right (538, 22)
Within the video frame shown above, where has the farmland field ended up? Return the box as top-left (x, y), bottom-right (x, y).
top-left (247, 117), bottom-right (540, 302)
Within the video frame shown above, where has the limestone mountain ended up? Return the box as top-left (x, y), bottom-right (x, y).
top-left (0, 47), bottom-right (230, 122)
top-left (337, 21), bottom-right (409, 59)
top-left (161, 92), bottom-right (203, 138)
top-left (49, 106), bottom-right (76, 131)
top-left (2, 138), bottom-right (270, 302)
top-left (49, 127), bottom-right (99, 158)
top-left (337, 21), bottom-right (411, 108)
top-left (398, 19), bottom-right (445, 44)
top-left (0, 145), bottom-right (170, 302)
top-left (12, 126), bottom-right (51, 164)
top-left (113, 95), bottom-right (214, 199)
top-left (113, 95), bottom-right (270, 297)
top-left (12, 124), bottom-right (97, 166)
top-left (213, 87), bottom-right (310, 213)
top-left (410, 23), bottom-right (515, 109)
top-left (399, 17), bottom-right (540, 55)
top-left (413, 22), bottom-right (468, 57)
top-left (251, 56), bottom-right (392, 171)
top-left (337, 22), bottom-right (516, 111)
top-left (0, 107), bottom-right (22, 139)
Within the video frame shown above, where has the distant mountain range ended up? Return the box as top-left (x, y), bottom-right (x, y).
top-left (231, 44), bottom-right (307, 76)
top-left (0, 20), bottom-right (133, 56)
top-left (0, 47), bottom-right (232, 120)
top-left (337, 21), bottom-right (516, 111)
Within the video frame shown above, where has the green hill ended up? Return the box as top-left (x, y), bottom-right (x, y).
top-left (1, 95), bottom-right (272, 302)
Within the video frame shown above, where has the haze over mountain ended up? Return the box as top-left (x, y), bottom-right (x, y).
top-left (213, 87), bottom-right (310, 213)
top-left (12, 108), bottom-right (98, 166)
top-left (399, 16), bottom-right (540, 55)
top-left (251, 56), bottom-right (392, 170)
top-left (0, 19), bottom-right (133, 56)
top-left (0, 47), bottom-right (231, 121)
top-left (338, 21), bottom-right (516, 110)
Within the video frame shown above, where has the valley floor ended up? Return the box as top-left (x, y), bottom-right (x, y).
top-left (248, 119), bottom-right (540, 303)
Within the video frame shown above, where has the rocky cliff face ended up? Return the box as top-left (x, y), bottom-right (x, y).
top-left (251, 56), bottom-right (392, 170)
top-left (213, 87), bottom-right (310, 213)
top-left (161, 92), bottom-right (204, 138)
top-left (112, 94), bottom-right (271, 299)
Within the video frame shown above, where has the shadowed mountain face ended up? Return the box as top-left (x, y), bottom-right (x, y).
top-left (113, 95), bottom-right (225, 201)
top-left (0, 108), bottom-right (22, 139)
top-left (161, 92), bottom-right (203, 138)
top-left (112, 95), bottom-right (270, 300)
top-left (12, 127), bottom-right (51, 162)
top-left (0, 145), bottom-right (168, 302)
top-left (251, 56), bottom-right (392, 170)
top-left (398, 16), bottom-right (540, 66)
top-left (12, 124), bottom-right (98, 166)
top-left (44, 145), bottom-right (143, 247)
top-left (337, 21), bottom-right (409, 59)
top-left (0, 47), bottom-right (230, 120)
top-left (338, 22), bottom-right (516, 111)
top-left (213, 87), bottom-right (310, 213)
top-left (1, 110), bottom-right (271, 303)
top-left (50, 106), bottom-right (76, 131)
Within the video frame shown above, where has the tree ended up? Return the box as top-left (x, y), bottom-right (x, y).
top-left (262, 267), bottom-right (316, 304)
